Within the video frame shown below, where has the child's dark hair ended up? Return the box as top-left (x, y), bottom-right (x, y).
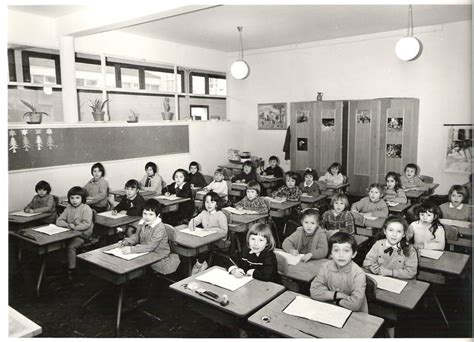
top-left (269, 155), bottom-right (280, 164)
top-left (145, 161), bottom-right (157, 174)
top-left (385, 172), bottom-right (403, 191)
top-left (414, 201), bottom-right (443, 239)
top-left (377, 216), bottom-right (412, 257)
top-left (189, 161), bottom-right (200, 171)
top-left (448, 184), bottom-right (469, 204)
top-left (143, 198), bottom-right (162, 215)
top-left (125, 179), bottom-right (140, 190)
top-left (247, 180), bottom-right (261, 194)
top-left (404, 163), bottom-right (419, 174)
top-left (304, 168), bottom-right (318, 180)
top-left (246, 223), bottom-right (275, 252)
top-left (35, 180), bottom-right (51, 194)
top-left (299, 208), bottom-right (321, 224)
top-left (329, 231), bottom-right (358, 253)
top-left (91, 162), bottom-right (105, 176)
top-left (327, 162), bottom-right (343, 174)
top-left (285, 171), bottom-right (299, 183)
top-left (330, 193), bottom-right (349, 210)
top-left (172, 168), bottom-right (189, 182)
top-left (242, 160), bottom-right (255, 171)
top-left (368, 183), bottom-right (384, 195)
top-left (68, 186), bottom-right (87, 204)
top-left (202, 191), bottom-right (223, 211)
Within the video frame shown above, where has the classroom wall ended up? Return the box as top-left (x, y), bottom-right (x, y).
top-left (227, 21), bottom-right (472, 194)
top-left (8, 121), bottom-right (243, 211)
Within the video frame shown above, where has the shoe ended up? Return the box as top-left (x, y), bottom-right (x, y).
top-left (199, 261), bottom-right (208, 273)
top-left (191, 261), bottom-right (202, 275)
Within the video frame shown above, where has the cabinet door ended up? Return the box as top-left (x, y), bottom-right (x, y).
top-left (290, 101), bottom-right (314, 171)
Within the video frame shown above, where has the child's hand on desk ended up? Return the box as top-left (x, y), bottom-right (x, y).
top-left (111, 210), bottom-right (118, 216)
top-left (121, 246), bottom-right (131, 255)
top-left (302, 253), bottom-right (312, 262)
top-left (231, 268), bottom-right (246, 278)
top-left (336, 292), bottom-right (349, 300)
top-left (164, 192), bottom-right (171, 197)
top-left (369, 264), bottom-right (381, 275)
top-left (68, 223), bottom-right (75, 229)
top-left (203, 187), bottom-right (208, 191)
top-left (262, 172), bottom-right (267, 176)
top-left (235, 206), bottom-right (244, 211)
top-left (24, 208), bottom-right (34, 213)
top-left (235, 180), bottom-right (241, 183)
top-left (379, 267), bottom-right (392, 276)
top-left (289, 249), bottom-right (299, 256)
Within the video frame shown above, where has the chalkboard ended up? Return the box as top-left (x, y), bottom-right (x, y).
top-left (8, 125), bottom-right (189, 171)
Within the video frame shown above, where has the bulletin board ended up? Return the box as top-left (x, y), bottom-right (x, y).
top-left (8, 125), bottom-right (189, 171)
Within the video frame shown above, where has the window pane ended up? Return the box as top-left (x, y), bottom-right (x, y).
top-left (76, 62), bottom-right (103, 87)
top-left (105, 66), bottom-right (116, 88)
top-left (191, 75), bottom-right (205, 95)
top-left (209, 77), bottom-right (226, 96)
top-left (120, 68), bottom-right (139, 89)
top-left (190, 106), bottom-right (208, 121)
top-left (144, 70), bottom-right (176, 92)
top-left (29, 57), bottom-right (56, 84)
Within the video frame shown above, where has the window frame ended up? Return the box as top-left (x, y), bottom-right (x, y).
top-left (190, 104), bottom-right (210, 121)
top-left (189, 71), bottom-right (226, 96)
top-left (22, 50), bottom-right (61, 84)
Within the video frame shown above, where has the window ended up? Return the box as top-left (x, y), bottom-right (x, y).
top-left (189, 72), bottom-right (226, 96)
top-left (8, 49), bottom-right (16, 82)
top-left (144, 69), bottom-right (182, 92)
top-left (190, 105), bottom-right (209, 121)
top-left (22, 51), bottom-right (61, 84)
top-left (209, 76), bottom-right (226, 96)
top-left (191, 75), bottom-right (206, 94)
top-left (120, 67), bottom-right (140, 90)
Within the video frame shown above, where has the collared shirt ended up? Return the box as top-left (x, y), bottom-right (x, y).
top-left (439, 202), bottom-right (471, 221)
top-left (282, 226), bottom-right (328, 260)
top-left (124, 217), bottom-right (171, 259)
top-left (407, 221), bottom-right (445, 250)
top-left (83, 177), bottom-right (109, 209)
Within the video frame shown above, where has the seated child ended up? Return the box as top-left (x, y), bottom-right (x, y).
top-left (384, 172), bottom-right (408, 206)
top-left (318, 162), bottom-right (345, 191)
top-left (139, 161), bottom-right (163, 194)
top-left (188, 191), bottom-right (228, 275)
top-left (84, 162), bottom-right (109, 213)
top-left (282, 208), bottom-right (328, 261)
top-left (24, 180), bottom-right (57, 224)
top-left (407, 202), bottom-right (445, 250)
top-left (119, 199), bottom-right (180, 275)
top-left (204, 168), bottom-right (228, 203)
top-left (363, 216), bottom-right (418, 279)
top-left (56, 186), bottom-right (94, 280)
top-left (310, 232), bottom-right (368, 312)
top-left (400, 163), bottom-right (429, 192)
top-left (272, 171), bottom-right (302, 202)
top-left (351, 183), bottom-right (389, 225)
top-left (261, 155), bottom-right (284, 178)
top-left (113, 179), bottom-right (145, 217)
top-left (161, 168), bottom-right (194, 226)
top-left (322, 193), bottom-right (355, 237)
top-left (232, 160), bottom-right (257, 184)
top-left (188, 161), bottom-right (208, 188)
top-left (227, 223), bottom-right (280, 282)
top-left (299, 168), bottom-right (321, 197)
top-left (439, 184), bottom-right (471, 222)
top-left (235, 181), bottom-right (269, 214)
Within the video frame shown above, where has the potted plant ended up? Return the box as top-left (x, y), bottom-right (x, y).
top-left (127, 110), bottom-right (139, 123)
top-left (20, 100), bottom-right (49, 124)
top-left (161, 97), bottom-right (174, 121)
top-left (88, 98), bottom-right (109, 122)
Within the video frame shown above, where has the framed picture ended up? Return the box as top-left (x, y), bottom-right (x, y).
top-left (387, 118), bottom-right (403, 132)
top-left (444, 126), bottom-right (473, 173)
top-left (386, 144), bottom-right (402, 158)
top-left (258, 103), bottom-right (287, 130)
top-left (356, 109), bottom-right (371, 124)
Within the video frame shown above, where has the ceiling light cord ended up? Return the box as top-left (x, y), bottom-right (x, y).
top-left (238, 26), bottom-right (244, 60)
top-left (408, 5), bottom-right (413, 37)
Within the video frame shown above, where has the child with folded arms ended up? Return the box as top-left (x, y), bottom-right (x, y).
top-left (235, 181), bottom-right (269, 214)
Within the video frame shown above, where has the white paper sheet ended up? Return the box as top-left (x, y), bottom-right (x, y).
top-left (275, 250), bottom-right (303, 265)
top-left (10, 211), bottom-right (41, 217)
top-left (366, 274), bottom-right (408, 294)
top-left (179, 228), bottom-right (216, 238)
top-left (263, 196), bottom-right (286, 203)
top-left (420, 249), bottom-right (444, 260)
top-left (154, 194), bottom-right (179, 200)
top-left (439, 219), bottom-right (471, 229)
top-left (196, 268), bottom-right (253, 291)
top-left (223, 207), bottom-right (255, 215)
top-left (364, 215), bottom-right (378, 221)
top-left (98, 211), bottom-right (127, 219)
top-left (32, 224), bottom-right (70, 235)
top-left (260, 175), bottom-right (275, 179)
top-left (283, 296), bottom-right (351, 329)
top-left (103, 247), bottom-right (149, 260)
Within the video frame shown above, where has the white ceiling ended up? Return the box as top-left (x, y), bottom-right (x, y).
top-left (9, 4), bottom-right (472, 52)
top-left (9, 5), bottom-right (86, 18)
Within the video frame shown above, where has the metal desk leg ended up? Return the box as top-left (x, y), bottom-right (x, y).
top-left (116, 284), bottom-right (125, 337)
top-left (432, 287), bottom-right (449, 328)
top-left (36, 256), bottom-right (47, 298)
top-left (82, 287), bottom-right (107, 312)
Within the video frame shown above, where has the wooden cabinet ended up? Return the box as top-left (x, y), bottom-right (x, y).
top-left (290, 98), bottom-right (419, 195)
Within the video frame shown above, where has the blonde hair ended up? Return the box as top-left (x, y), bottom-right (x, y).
top-left (246, 223), bottom-right (275, 251)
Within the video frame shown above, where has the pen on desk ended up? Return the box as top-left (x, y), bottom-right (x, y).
top-left (296, 328), bottom-right (318, 338)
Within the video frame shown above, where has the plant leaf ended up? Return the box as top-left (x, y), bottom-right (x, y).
top-left (20, 100), bottom-right (36, 112)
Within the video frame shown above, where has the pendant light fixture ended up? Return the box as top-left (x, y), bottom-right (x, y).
top-left (230, 26), bottom-right (250, 80)
top-left (395, 5), bottom-right (422, 61)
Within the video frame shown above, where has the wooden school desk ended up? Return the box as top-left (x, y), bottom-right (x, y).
top-left (10, 226), bottom-right (82, 297)
top-left (266, 199), bottom-right (301, 247)
top-left (218, 163), bottom-right (243, 176)
top-left (230, 182), bottom-right (247, 198)
top-left (257, 175), bottom-right (284, 195)
top-left (440, 218), bottom-right (472, 251)
top-left (248, 291), bottom-right (384, 338)
top-left (77, 243), bottom-right (163, 337)
top-left (109, 189), bottom-right (156, 201)
top-left (388, 202), bottom-right (412, 216)
top-left (355, 217), bottom-right (385, 237)
top-left (417, 250), bottom-right (470, 328)
top-left (154, 196), bottom-right (191, 213)
top-left (170, 266), bottom-right (285, 337)
top-left (300, 194), bottom-right (327, 206)
top-left (8, 211), bottom-right (52, 230)
top-left (318, 182), bottom-right (350, 196)
top-left (223, 210), bottom-right (269, 252)
top-left (405, 183), bottom-right (439, 201)
top-left (9, 307), bottom-right (42, 337)
top-left (170, 225), bottom-right (227, 276)
top-left (94, 212), bottom-right (142, 238)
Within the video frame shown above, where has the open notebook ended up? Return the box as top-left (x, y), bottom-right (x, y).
top-left (366, 274), bottom-right (407, 294)
top-left (98, 211), bottom-right (127, 219)
top-left (420, 249), bottom-right (444, 260)
top-left (263, 196), bottom-right (286, 204)
top-left (283, 296), bottom-right (352, 329)
top-left (32, 225), bottom-right (70, 235)
top-left (154, 194), bottom-right (179, 200)
top-left (179, 228), bottom-right (216, 238)
top-left (10, 211), bottom-right (42, 217)
top-left (196, 268), bottom-right (253, 291)
top-left (103, 247), bottom-right (149, 261)
top-left (223, 207), bottom-right (256, 215)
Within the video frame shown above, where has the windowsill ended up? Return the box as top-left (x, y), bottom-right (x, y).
top-left (7, 120), bottom-right (231, 128)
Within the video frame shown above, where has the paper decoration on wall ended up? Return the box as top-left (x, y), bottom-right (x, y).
top-left (321, 118), bottom-right (335, 131)
top-left (35, 130), bottom-right (43, 150)
top-left (21, 129), bottom-right (31, 151)
top-left (258, 103), bottom-right (287, 130)
top-left (296, 110), bottom-right (309, 124)
top-left (9, 130), bottom-right (18, 153)
top-left (444, 126), bottom-right (473, 174)
top-left (46, 129), bottom-right (54, 150)
top-left (356, 109), bottom-right (371, 124)
top-left (386, 144), bottom-right (402, 158)
top-left (297, 138), bottom-right (308, 151)
top-left (387, 118), bottom-right (403, 132)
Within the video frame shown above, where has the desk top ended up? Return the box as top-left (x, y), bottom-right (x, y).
top-left (110, 189), bottom-right (157, 198)
top-left (388, 202), bottom-right (411, 213)
top-left (154, 196), bottom-right (191, 206)
top-left (174, 225), bottom-right (227, 249)
top-left (9, 307), bottom-right (42, 338)
top-left (248, 291), bottom-right (383, 338)
top-left (8, 211), bottom-right (51, 224)
top-left (268, 200), bottom-right (300, 211)
top-left (257, 176), bottom-right (284, 184)
top-left (218, 163), bottom-right (243, 170)
top-left (324, 182), bottom-right (350, 190)
top-left (419, 250), bottom-right (470, 276)
top-left (300, 194), bottom-right (327, 204)
top-left (279, 256), bottom-right (328, 283)
top-left (405, 183), bottom-right (439, 199)
top-left (95, 212), bottom-right (141, 228)
top-left (231, 183), bottom-right (248, 190)
top-left (222, 209), bottom-right (268, 225)
top-left (373, 277), bottom-right (430, 310)
top-left (363, 217), bottom-right (385, 229)
top-left (77, 243), bottom-right (162, 275)
top-left (170, 266), bottom-right (285, 317)
top-left (10, 226), bottom-right (82, 246)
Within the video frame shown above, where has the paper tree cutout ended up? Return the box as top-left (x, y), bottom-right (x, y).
top-left (9, 130), bottom-right (18, 153)
top-left (35, 129), bottom-right (43, 150)
top-left (21, 129), bottom-right (31, 151)
top-left (46, 128), bottom-right (54, 150)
